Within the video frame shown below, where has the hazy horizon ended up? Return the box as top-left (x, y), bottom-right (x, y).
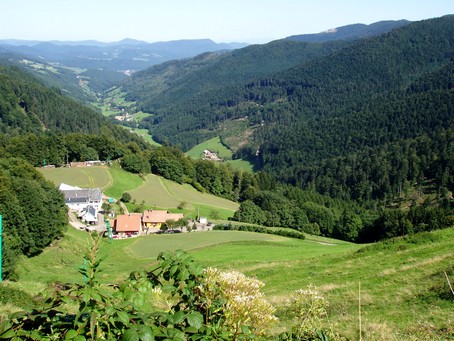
top-left (1, 0), bottom-right (452, 44)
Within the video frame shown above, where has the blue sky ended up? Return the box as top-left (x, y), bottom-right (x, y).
top-left (1, 0), bottom-right (452, 43)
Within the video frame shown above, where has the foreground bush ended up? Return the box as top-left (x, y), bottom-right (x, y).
top-left (0, 234), bottom-right (279, 340)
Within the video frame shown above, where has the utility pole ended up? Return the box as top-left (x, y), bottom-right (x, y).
top-left (0, 214), bottom-right (3, 282)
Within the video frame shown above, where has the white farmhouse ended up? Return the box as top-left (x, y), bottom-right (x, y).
top-left (59, 183), bottom-right (103, 212)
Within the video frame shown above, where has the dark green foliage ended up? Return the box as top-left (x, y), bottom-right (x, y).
top-left (233, 200), bottom-right (266, 225)
top-left (0, 65), bottom-right (149, 149)
top-left (121, 192), bottom-right (132, 203)
top-left (0, 243), bottom-right (268, 340)
top-left (120, 152), bottom-right (150, 174)
top-left (121, 16), bottom-right (454, 208)
top-left (0, 158), bottom-right (67, 278)
top-left (360, 206), bottom-right (452, 242)
top-left (79, 69), bottom-right (127, 92)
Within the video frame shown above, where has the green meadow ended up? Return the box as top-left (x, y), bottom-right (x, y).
top-left (129, 174), bottom-right (238, 219)
top-left (39, 166), bottom-right (239, 219)
top-left (186, 136), bottom-right (233, 160)
top-left (186, 136), bottom-right (254, 172)
top-left (8, 227), bottom-right (454, 339)
top-left (40, 166), bottom-right (114, 189)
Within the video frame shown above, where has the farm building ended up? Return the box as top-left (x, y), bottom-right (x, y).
top-left (142, 210), bottom-right (184, 230)
top-left (59, 183), bottom-right (103, 212)
top-left (113, 214), bottom-right (142, 237)
top-left (77, 205), bottom-right (98, 224)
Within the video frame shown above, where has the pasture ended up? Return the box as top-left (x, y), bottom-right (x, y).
top-left (186, 136), bottom-right (232, 160)
top-left (129, 174), bottom-right (239, 219)
top-left (40, 166), bottom-right (114, 189)
top-left (8, 226), bottom-right (454, 339)
top-left (10, 226), bottom-right (454, 339)
top-left (186, 136), bottom-right (255, 172)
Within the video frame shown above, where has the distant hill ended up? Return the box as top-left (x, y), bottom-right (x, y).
top-left (286, 20), bottom-right (410, 42)
top-left (0, 38), bottom-right (247, 71)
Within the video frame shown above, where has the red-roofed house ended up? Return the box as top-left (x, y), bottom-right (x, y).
top-left (142, 210), bottom-right (184, 231)
top-left (114, 214), bottom-right (142, 237)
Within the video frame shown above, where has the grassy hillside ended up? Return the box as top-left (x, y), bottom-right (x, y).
top-left (7, 227), bottom-right (454, 339)
top-left (129, 174), bottom-right (239, 219)
top-left (39, 166), bottom-right (115, 189)
top-left (186, 136), bottom-right (232, 160)
top-left (39, 165), bottom-right (239, 219)
top-left (186, 136), bottom-right (255, 172)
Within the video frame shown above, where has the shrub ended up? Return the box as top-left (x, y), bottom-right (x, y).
top-left (203, 267), bottom-right (278, 337)
top-left (213, 223), bottom-right (306, 240)
top-left (120, 191), bottom-right (132, 203)
top-left (0, 237), bottom-right (278, 340)
top-left (283, 285), bottom-right (339, 340)
top-left (0, 285), bottom-right (34, 309)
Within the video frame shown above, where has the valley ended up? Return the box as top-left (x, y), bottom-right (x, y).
top-left (0, 15), bottom-right (452, 340)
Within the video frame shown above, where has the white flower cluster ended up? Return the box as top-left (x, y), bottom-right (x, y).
top-left (203, 267), bottom-right (278, 336)
top-left (291, 284), bottom-right (328, 331)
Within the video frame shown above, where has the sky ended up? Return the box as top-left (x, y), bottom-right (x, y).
top-left (1, 0), bottom-right (453, 44)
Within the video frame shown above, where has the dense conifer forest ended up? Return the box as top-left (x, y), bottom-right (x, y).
top-left (124, 16), bottom-right (454, 204)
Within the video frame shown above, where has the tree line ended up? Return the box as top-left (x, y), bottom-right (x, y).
top-left (0, 158), bottom-right (68, 279)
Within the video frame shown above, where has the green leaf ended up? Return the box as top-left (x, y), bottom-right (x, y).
top-left (184, 326), bottom-right (199, 334)
top-left (65, 329), bottom-right (79, 340)
top-left (122, 328), bottom-right (139, 341)
top-left (177, 268), bottom-right (189, 281)
top-left (117, 311), bottom-right (130, 325)
top-left (186, 311), bottom-right (203, 329)
top-left (0, 329), bottom-right (16, 339)
top-left (169, 264), bottom-right (179, 276)
top-left (161, 284), bottom-right (177, 293)
top-left (137, 325), bottom-right (154, 341)
top-left (171, 311), bottom-right (185, 325)
top-left (166, 329), bottom-right (186, 341)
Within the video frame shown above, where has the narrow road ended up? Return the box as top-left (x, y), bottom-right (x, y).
top-left (68, 210), bottom-right (85, 229)
top-left (119, 201), bottom-right (129, 215)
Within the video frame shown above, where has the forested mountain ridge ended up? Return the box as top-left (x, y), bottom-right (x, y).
top-left (0, 65), bottom-right (147, 148)
top-left (124, 39), bottom-right (352, 109)
top-left (286, 19), bottom-right (410, 42)
top-left (121, 16), bottom-right (453, 205)
top-left (124, 16), bottom-right (453, 152)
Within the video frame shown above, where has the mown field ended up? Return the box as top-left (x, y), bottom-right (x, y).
top-left (7, 227), bottom-right (454, 340)
top-left (186, 136), bottom-right (254, 172)
top-left (39, 165), bottom-right (239, 220)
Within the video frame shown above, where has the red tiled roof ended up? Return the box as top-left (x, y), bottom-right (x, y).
top-left (115, 214), bottom-right (142, 232)
top-left (142, 210), bottom-right (183, 223)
